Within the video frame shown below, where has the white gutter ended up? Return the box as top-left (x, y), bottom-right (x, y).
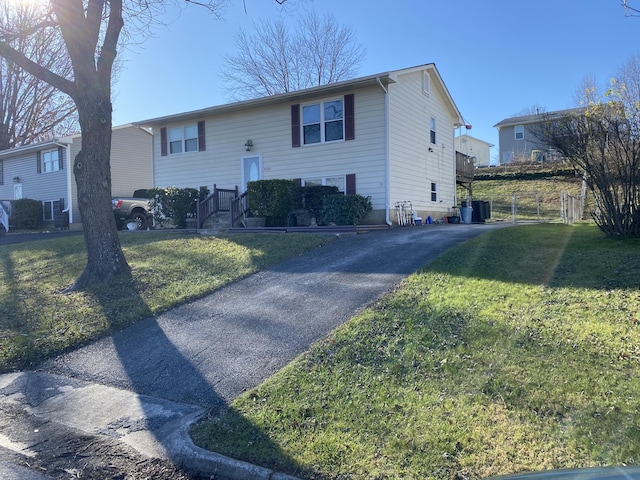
top-left (377, 76), bottom-right (392, 226)
top-left (56, 140), bottom-right (74, 224)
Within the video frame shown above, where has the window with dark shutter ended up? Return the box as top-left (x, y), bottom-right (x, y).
top-left (160, 127), bottom-right (168, 156)
top-left (0, 160), bottom-right (3, 185)
top-left (344, 94), bottom-right (355, 141)
top-left (291, 104), bottom-right (301, 148)
top-left (37, 151), bottom-right (42, 174)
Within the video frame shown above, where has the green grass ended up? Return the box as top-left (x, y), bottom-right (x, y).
top-left (191, 224), bottom-right (640, 480)
top-left (461, 170), bottom-right (588, 221)
top-left (0, 231), bottom-right (330, 372)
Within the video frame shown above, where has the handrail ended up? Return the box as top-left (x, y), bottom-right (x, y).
top-left (230, 191), bottom-right (248, 226)
top-left (197, 184), bottom-right (240, 229)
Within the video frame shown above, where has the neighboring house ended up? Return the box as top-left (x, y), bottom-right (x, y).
top-left (455, 134), bottom-right (494, 168)
top-left (138, 63), bottom-right (465, 225)
top-left (0, 124), bottom-right (152, 229)
top-left (493, 108), bottom-right (581, 165)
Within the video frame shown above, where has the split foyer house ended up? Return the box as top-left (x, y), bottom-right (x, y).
top-left (0, 124), bottom-right (152, 229)
top-left (138, 63), bottom-right (466, 225)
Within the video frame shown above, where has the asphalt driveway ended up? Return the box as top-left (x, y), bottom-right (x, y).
top-left (40, 223), bottom-right (504, 409)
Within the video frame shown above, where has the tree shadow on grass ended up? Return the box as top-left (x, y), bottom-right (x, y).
top-left (83, 270), bottom-right (304, 477)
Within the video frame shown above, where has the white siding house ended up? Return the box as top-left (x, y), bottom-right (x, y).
top-left (455, 135), bottom-right (494, 168)
top-left (0, 125), bottom-right (152, 229)
top-left (139, 64), bottom-right (464, 225)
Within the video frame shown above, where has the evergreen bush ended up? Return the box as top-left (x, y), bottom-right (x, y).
top-left (11, 198), bottom-right (42, 229)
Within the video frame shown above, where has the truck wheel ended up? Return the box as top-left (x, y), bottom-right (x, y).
top-left (130, 212), bottom-right (148, 230)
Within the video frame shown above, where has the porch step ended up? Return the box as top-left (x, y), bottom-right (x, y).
top-left (200, 212), bottom-right (232, 235)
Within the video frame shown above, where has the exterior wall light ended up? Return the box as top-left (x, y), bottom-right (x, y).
top-left (245, 139), bottom-right (253, 151)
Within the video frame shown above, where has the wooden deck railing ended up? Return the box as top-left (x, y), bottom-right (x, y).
top-left (197, 185), bottom-right (240, 228)
top-left (456, 151), bottom-right (475, 184)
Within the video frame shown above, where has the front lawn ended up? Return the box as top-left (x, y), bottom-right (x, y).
top-left (191, 224), bottom-right (640, 480)
top-left (0, 231), bottom-right (329, 372)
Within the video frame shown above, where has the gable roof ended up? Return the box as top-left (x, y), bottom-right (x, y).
top-left (493, 107), bottom-right (584, 129)
top-left (0, 124), bottom-right (150, 161)
top-left (136, 63), bottom-right (464, 127)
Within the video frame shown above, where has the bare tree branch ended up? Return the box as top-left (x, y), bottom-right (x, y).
top-left (221, 11), bottom-right (365, 100)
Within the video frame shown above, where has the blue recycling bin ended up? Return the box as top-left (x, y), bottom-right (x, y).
top-left (460, 206), bottom-right (473, 224)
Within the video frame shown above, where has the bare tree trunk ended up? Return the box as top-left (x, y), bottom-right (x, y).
top-left (68, 88), bottom-right (130, 291)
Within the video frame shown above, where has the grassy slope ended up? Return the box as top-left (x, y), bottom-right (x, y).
top-left (462, 166), bottom-right (588, 221)
top-left (192, 223), bottom-right (640, 480)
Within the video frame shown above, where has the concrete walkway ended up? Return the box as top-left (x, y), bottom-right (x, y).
top-left (0, 223), bottom-right (507, 479)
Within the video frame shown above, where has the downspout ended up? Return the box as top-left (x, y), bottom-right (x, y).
top-left (56, 141), bottom-right (73, 225)
top-left (377, 76), bottom-right (392, 226)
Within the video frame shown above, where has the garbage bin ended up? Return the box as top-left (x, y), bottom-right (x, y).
top-left (54, 209), bottom-right (69, 230)
top-left (286, 213), bottom-right (297, 227)
top-left (472, 201), bottom-right (490, 223)
top-left (460, 206), bottom-right (473, 224)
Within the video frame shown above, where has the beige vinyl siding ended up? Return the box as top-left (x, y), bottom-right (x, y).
top-left (152, 86), bottom-right (388, 211)
top-left (388, 68), bottom-right (457, 215)
top-left (110, 126), bottom-right (153, 197)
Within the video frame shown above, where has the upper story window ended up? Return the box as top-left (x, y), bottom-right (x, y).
top-left (169, 124), bottom-right (198, 154)
top-left (430, 117), bottom-right (437, 144)
top-left (42, 149), bottom-right (61, 173)
top-left (431, 182), bottom-right (438, 202)
top-left (302, 99), bottom-right (344, 145)
top-left (37, 147), bottom-right (64, 174)
top-left (515, 125), bottom-right (524, 140)
top-left (160, 121), bottom-right (206, 156)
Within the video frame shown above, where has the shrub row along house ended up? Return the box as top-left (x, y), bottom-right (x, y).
top-left (0, 63), bottom-right (474, 230)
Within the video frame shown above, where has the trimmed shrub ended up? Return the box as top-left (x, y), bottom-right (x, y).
top-left (149, 186), bottom-right (202, 228)
top-left (247, 180), bottom-right (300, 225)
top-left (322, 194), bottom-right (372, 225)
top-left (11, 198), bottom-right (42, 229)
top-left (301, 185), bottom-right (340, 221)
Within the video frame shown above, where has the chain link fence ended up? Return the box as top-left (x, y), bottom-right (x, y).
top-left (484, 191), bottom-right (590, 224)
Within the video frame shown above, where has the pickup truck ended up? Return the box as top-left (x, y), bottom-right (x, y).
top-left (112, 194), bottom-right (153, 230)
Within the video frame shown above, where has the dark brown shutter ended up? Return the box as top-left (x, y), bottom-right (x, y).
top-left (0, 160), bottom-right (3, 185)
top-left (291, 104), bottom-right (301, 148)
top-left (37, 151), bottom-right (42, 173)
top-left (344, 94), bottom-right (355, 141)
top-left (293, 178), bottom-right (302, 187)
top-left (346, 173), bottom-right (356, 194)
top-left (198, 121), bottom-right (206, 151)
top-left (58, 146), bottom-right (65, 170)
top-left (160, 127), bottom-right (168, 156)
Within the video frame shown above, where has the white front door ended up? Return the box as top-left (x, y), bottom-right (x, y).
top-left (13, 183), bottom-right (22, 200)
top-left (242, 155), bottom-right (262, 192)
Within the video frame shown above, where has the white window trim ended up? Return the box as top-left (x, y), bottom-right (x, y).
top-left (515, 125), bottom-right (524, 140)
top-left (42, 148), bottom-right (60, 173)
top-left (301, 98), bottom-right (345, 146)
top-left (302, 175), bottom-right (347, 194)
top-left (430, 182), bottom-right (438, 202)
top-left (169, 124), bottom-right (198, 155)
top-left (430, 117), bottom-right (437, 145)
top-left (43, 199), bottom-right (63, 221)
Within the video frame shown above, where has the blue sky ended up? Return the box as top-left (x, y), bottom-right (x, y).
top-left (112, 0), bottom-right (638, 163)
